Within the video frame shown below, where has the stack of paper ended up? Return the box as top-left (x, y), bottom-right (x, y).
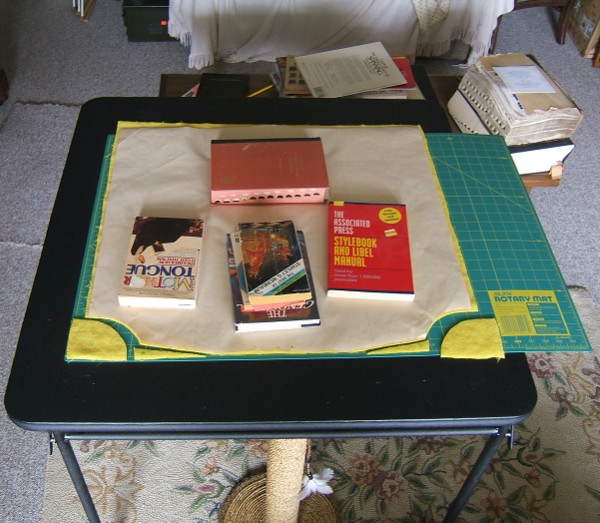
top-left (293, 42), bottom-right (408, 99)
top-left (449, 53), bottom-right (583, 147)
top-left (272, 44), bottom-right (424, 100)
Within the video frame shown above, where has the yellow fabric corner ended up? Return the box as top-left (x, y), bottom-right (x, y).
top-left (134, 347), bottom-right (208, 360)
top-left (441, 318), bottom-right (504, 359)
top-left (367, 338), bottom-right (430, 355)
top-left (66, 318), bottom-right (128, 361)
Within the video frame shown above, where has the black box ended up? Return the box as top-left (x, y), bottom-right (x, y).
top-left (122, 0), bottom-right (176, 42)
top-left (0, 69), bottom-right (8, 105)
top-left (197, 74), bottom-right (250, 97)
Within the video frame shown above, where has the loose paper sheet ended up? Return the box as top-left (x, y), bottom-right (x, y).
top-left (87, 124), bottom-right (474, 356)
top-left (493, 66), bottom-right (556, 94)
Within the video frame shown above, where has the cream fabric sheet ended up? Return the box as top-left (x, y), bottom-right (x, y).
top-left (168, 0), bottom-right (514, 69)
top-left (87, 124), bottom-right (473, 355)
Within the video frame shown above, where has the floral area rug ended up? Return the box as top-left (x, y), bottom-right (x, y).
top-left (42, 287), bottom-right (600, 523)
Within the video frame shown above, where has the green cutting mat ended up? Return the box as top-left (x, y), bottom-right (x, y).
top-left (427, 133), bottom-right (590, 352)
top-left (69, 131), bottom-right (590, 361)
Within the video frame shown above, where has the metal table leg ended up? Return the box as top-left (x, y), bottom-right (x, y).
top-left (53, 432), bottom-right (101, 523)
top-left (48, 426), bottom-right (511, 523)
top-left (443, 425), bottom-right (512, 522)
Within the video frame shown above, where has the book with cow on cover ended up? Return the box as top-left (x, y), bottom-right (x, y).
top-left (118, 216), bottom-right (204, 308)
top-left (327, 202), bottom-right (414, 301)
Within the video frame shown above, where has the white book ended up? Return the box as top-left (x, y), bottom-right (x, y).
top-left (448, 91), bottom-right (575, 175)
top-left (509, 139), bottom-right (574, 175)
top-left (118, 217), bottom-right (204, 309)
top-left (457, 53), bottom-right (583, 146)
top-left (447, 91), bottom-right (490, 135)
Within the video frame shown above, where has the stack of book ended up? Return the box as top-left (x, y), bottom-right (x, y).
top-left (273, 56), bottom-right (312, 98)
top-left (448, 53), bottom-right (582, 177)
top-left (272, 43), bottom-right (422, 99)
top-left (226, 220), bottom-right (320, 332)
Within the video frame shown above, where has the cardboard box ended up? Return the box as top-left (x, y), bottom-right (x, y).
top-left (568, 0), bottom-right (600, 58)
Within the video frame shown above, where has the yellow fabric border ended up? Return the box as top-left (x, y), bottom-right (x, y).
top-left (83, 136), bottom-right (120, 317)
top-left (422, 128), bottom-right (478, 309)
top-left (133, 340), bottom-right (431, 361)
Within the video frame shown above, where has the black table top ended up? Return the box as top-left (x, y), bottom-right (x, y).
top-left (4, 96), bottom-right (537, 437)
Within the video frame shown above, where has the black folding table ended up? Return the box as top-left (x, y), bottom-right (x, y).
top-left (4, 96), bottom-right (537, 522)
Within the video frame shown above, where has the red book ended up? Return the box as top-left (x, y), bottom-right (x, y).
top-left (210, 138), bottom-right (329, 205)
top-left (327, 202), bottom-right (414, 301)
top-left (389, 57), bottom-right (417, 90)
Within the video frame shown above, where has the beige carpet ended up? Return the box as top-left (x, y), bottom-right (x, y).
top-left (41, 287), bottom-right (600, 522)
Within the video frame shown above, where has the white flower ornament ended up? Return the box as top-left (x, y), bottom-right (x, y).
top-left (299, 467), bottom-right (334, 500)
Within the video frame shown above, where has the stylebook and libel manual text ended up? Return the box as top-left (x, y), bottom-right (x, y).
top-left (327, 201), bottom-right (414, 301)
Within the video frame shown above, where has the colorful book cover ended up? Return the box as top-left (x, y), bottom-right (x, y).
top-left (118, 216), bottom-right (204, 308)
top-left (237, 220), bottom-right (312, 306)
top-left (227, 232), bottom-right (320, 332)
top-left (210, 138), bottom-right (329, 204)
top-left (282, 55), bottom-right (312, 96)
top-left (327, 202), bottom-right (414, 301)
top-left (228, 231), bottom-right (306, 312)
